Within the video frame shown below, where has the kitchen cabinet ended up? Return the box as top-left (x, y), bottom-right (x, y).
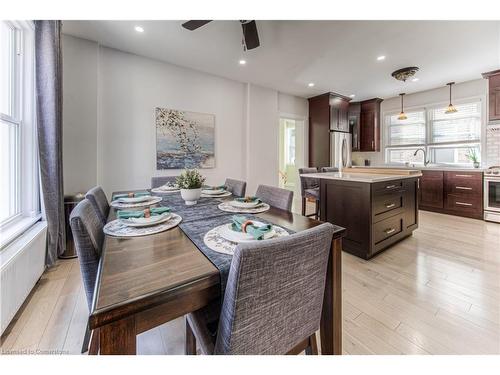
top-left (482, 69), bottom-right (500, 122)
top-left (419, 170), bottom-right (483, 220)
top-left (308, 92), bottom-right (351, 167)
top-left (359, 98), bottom-right (383, 152)
top-left (348, 102), bottom-right (361, 151)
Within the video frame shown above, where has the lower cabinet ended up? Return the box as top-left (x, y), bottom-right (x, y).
top-left (419, 170), bottom-right (483, 220)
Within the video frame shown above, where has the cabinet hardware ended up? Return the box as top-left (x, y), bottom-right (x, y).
top-left (455, 174), bottom-right (472, 178)
top-left (456, 186), bottom-right (472, 190)
top-left (455, 201), bottom-right (472, 206)
top-left (384, 228), bottom-right (396, 234)
top-left (386, 184), bottom-right (396, 189)
top-left (385, 203), bottom-right (396, 208)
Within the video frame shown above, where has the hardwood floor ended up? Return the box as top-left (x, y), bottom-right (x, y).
top-left (1, 211), bottom-right (499, 355)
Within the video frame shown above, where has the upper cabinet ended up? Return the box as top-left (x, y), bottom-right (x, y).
top-left (482, 69), bottom-right (500, 122)
top-left (351, 98), bottom-right (383, 152)
top-left (348, 102), bottom-right (361, 151)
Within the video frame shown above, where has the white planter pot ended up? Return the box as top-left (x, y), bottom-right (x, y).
top-left (180, 188), bottom-right (202, 205)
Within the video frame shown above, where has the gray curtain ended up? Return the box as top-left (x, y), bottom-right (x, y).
top-left (35, 20), bottom-right (65, 267)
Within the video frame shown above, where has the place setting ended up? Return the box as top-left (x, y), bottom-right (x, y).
top-left (201, 185), bottom-right (232, 198)
top-left (203, 215), bottom-right (289, 255)
top-left (218, 196), bottom-right (270, 214)
top-left (151, 181), bottom-right (180, 194)
top-left (103, 206), bottom-right (182, 237)
top-left (110, 191), bottom-right (162, 209)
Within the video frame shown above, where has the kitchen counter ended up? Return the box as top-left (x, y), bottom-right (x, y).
top-left (353, 165), bottom-right (485, 173)
top-left (303, 171), bottom-right (422, 183)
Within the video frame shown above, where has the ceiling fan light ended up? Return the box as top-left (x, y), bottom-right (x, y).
top-left (398, 112), bottom-right (408, 120)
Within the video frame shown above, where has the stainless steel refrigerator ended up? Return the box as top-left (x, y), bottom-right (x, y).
top-left (330, 130), bottom-right (352, 169)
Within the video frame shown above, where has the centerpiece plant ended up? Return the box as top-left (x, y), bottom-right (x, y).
top-left (176, 169), bottom-right (205, 205)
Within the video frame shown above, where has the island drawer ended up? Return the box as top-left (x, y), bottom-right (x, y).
top-left (373, 214), bottom-right (403, 245)
top-left (373, 191), bottom-right (403, 217)
top-left (373, 180), bottom-right (404, 193)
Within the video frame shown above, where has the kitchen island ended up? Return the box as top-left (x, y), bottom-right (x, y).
top-left (304, 171), bottom-right (421, 259)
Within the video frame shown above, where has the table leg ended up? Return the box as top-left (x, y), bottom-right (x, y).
top-left (320, 237), bottom-right (342, 355)
top-left (99, 316), bottom-right (136, 355)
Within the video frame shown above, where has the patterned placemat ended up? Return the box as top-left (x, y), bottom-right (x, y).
top-left (110, 196), bottom-right (162, 209)
top-left (203, 224), bottom-right (289, 255)
top-left (150, 188), bottom-right (180, 194)
top-left (201, 191), bottom-right (232, 198)
top-left (217, 201), bottom-right (270, 214)
top-left (103, 213), bottom-right (182, 237)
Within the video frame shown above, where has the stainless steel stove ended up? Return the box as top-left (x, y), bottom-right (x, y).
top-left (484, 166), bottom-right (500, 223)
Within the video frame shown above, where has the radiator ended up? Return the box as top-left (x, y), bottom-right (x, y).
top-left (1, 222), bottom-right (47, 335)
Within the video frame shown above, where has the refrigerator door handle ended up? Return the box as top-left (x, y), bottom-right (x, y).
top-left (342, 138), bottom-right (347, 167)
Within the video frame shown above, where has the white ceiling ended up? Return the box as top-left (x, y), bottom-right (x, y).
top-left (62, 20), bottom-right (500, 100)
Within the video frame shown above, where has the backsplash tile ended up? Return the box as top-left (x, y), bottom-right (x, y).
top-left (486, 124), bottom-right (500, 167)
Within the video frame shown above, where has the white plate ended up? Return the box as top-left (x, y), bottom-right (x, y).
top-left (120, 213), bottom-right (172, 227)
top-left (230, 199), bottom-right (261, 209)
top-left (151, 187), bottom-right (180, 194)
top-left (113, 195), bottom-right (152, 204)
top-left (201, 191), bottom-right (232, 198)
top-left (202, 188), bottom-right (225, 195)
top-left (104, 213), bottom-right (182, 238)
top-left (218, 202), bottom-right (270, 214)
top-left (219, 221), bottom-right (276, 243)
top-left (110, 196), bottom-right (162, 208)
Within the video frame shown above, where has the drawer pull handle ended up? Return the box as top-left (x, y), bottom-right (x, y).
top-left (455, 201), bottom-right (472, 206)
top-left (386, 185), bottom-right (397, 189)
top-left (455, 174), bottom-right (472, 178)
top-left (384, 228), bottom-right (396, 234)
top-left (456, 186), bottom-right (472, 190)
top-left (385, 203), bottom-right (396, 208)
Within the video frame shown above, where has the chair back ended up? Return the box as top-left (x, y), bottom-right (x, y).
top-left (225, 178), bottom-right (246, 197)
top-left (298, 167), bottom-right (319, 197)
top-left (70, 199), bottom-right (104, 310)
top-left (85, 186), bottom-right (109, 224)
top-left (320, 167), bottom-right (339, 173)
top-left (151, 176), bottom-right (177, 188)
top-left (255, 185), bottom-right (293, 212)
top-left (214, 223), bottom-right (335, 354)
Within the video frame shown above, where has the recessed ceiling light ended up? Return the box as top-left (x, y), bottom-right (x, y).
top-left (134, 26), bottom-right (144, 33)
top-left (239, 59), bottom-right (246, 65)
top-left (349, 94), bottom-right (356, 98)
top-left (412, 78), bottom-right (419, 82)
top-left (376, 55), bottom-right (386, 61)
top-left (308, 82), bottom-right (315, 87)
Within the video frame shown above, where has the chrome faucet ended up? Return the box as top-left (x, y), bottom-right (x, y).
top-left (413, 148), bottom-right (430, 166)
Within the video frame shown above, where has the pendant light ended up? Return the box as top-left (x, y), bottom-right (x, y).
top-left (445, 82), bottom-right (457, 114)
top-left (398, 93), bottom-right (407, 120)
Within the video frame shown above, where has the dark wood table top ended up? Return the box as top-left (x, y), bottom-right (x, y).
top-left (90, 193), bottom-right (345, 329)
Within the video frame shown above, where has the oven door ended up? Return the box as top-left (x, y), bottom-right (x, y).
top-left (485, 178), bottom-right (500, 212)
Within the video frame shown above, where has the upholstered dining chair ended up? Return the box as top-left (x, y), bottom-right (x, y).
top-left (298, 167), bottom-right (319, 219)
top-left (151, 176), bottom-right (178, 188)
top-left (255, 184), bottom-right (293, 212)
top-left (70, 199), bottom-right (105, 354)
top-left (185, 222), bottom-right (335, 355)
top-left (85, 186), bottom-right (110, 225)
top-left (224, 178), bottom-right (247, 197)
top-left (320, 167), bottom-right (339, 173)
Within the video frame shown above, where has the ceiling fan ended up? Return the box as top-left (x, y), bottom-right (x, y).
top-left (181, 20), bottom-right (260, 50)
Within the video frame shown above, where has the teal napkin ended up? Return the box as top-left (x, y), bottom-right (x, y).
top-left (231, 215), bottom-right (272, 240)
top-left (235, 196), bottom-right (261, 203)
top-left (112, 191), bottom-right (150, 200)
top-left (117, 207), bottom-right (170, 219)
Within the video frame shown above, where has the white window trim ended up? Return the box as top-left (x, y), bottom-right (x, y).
top-left (383, 95), bottom-right (486, 167)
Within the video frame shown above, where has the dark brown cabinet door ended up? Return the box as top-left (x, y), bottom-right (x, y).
top-left (419, 171), bottom-right (444, 209)
top-left (308, 94), bottom-right (330, 167)
top-left (482, 70), bottom-right (500, 122)
top-left (360, 110), bottom-right (375, 151)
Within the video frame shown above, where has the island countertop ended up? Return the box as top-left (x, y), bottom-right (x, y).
top-left (302, 171), bottom-right (422, 183)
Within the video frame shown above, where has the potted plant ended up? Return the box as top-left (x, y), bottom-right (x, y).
top-left (465, 148), bottom-right (480, 168)
top-left (176, 169), bottom-right (206, 205)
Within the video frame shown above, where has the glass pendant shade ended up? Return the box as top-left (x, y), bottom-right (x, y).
top-left (398, 93), bottom-right (407, 120)
top-left (445, 82), bottom-right (457, 114)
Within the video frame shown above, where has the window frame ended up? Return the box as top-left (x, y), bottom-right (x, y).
top-left (1, 20), bottom-right (40, 249)
top-left (384, 96), bottom-right (485, 167)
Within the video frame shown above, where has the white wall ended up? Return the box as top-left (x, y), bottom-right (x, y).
top-left (352, 79), bottom-right (488, 166)
top-left (62, 35), bottom-right (308, 197)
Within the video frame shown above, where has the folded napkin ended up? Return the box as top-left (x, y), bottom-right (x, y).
top-left (231, 215), bottom-right (272, 240)
top-left (235, 196), bottom-right (261, 203)
top-left (203, 185), bottom-right (226, 190)
top-left (117, 207), bottom-right (170, 219)
top-left (112, 191), bottom-right (150, 200)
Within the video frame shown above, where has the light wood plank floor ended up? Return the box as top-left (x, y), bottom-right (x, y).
top-left (1, 211), bottom-right (499, 355)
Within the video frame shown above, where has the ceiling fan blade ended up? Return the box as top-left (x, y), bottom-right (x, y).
top-left (181, 20), bottom-right (212, 31)
top-left (241, 20), bottom-right (260, 50)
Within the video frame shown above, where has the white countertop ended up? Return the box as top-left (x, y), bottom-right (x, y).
top-left (302, 172), bottom-right (422, 183)
top-left (352, 165), bottom-right (485, 173)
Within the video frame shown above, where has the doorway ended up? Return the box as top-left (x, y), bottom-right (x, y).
top-left (278, 116), bottom-right (305, 198)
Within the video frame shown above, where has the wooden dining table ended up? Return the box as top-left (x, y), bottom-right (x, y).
top-left (89, 190), bottom-right (345, 355)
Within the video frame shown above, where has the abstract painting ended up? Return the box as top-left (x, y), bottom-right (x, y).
top-left (155, 108), bottom-right (215, 169)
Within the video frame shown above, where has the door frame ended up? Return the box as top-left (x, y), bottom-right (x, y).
top-left (278, 112), bottom-right (308, 188)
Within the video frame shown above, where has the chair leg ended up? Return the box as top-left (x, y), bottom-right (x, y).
top-left (81, 322), bottom-right (91, 353)
top-left (301, 197), bottom-right (306, 216)
top-left (305, 332), bottom-right (319, 355)
top-left (315, 200), bottom-right (320, 220)
top-left (185, 319), bottom-right (197, 355)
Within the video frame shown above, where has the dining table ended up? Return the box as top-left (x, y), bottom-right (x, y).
top-left (89, 189), bottom-right (346, 355)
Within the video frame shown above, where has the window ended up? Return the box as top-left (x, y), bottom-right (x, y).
top-left (0, 21), bottom-right (39, 247)
top-left (385, 99), bottom-right (483, 166)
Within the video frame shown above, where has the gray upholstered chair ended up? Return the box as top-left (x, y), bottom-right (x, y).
top-left (85, 186), bottom-right (109, 225)
top-left (320, 167), bottom-right (339, 173)
top-left (225, 178), bottom-right (246, 197)
top-left (185, 222), bottom-right (335, 355)
top-left (151, 176), bottom-right (177, 189)
top-left (255, 184), bottom-right (293, 212)
top-left (69, 199), bottom-right (105, 354)
top-left (298, 167), bottom-right (319, 219)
